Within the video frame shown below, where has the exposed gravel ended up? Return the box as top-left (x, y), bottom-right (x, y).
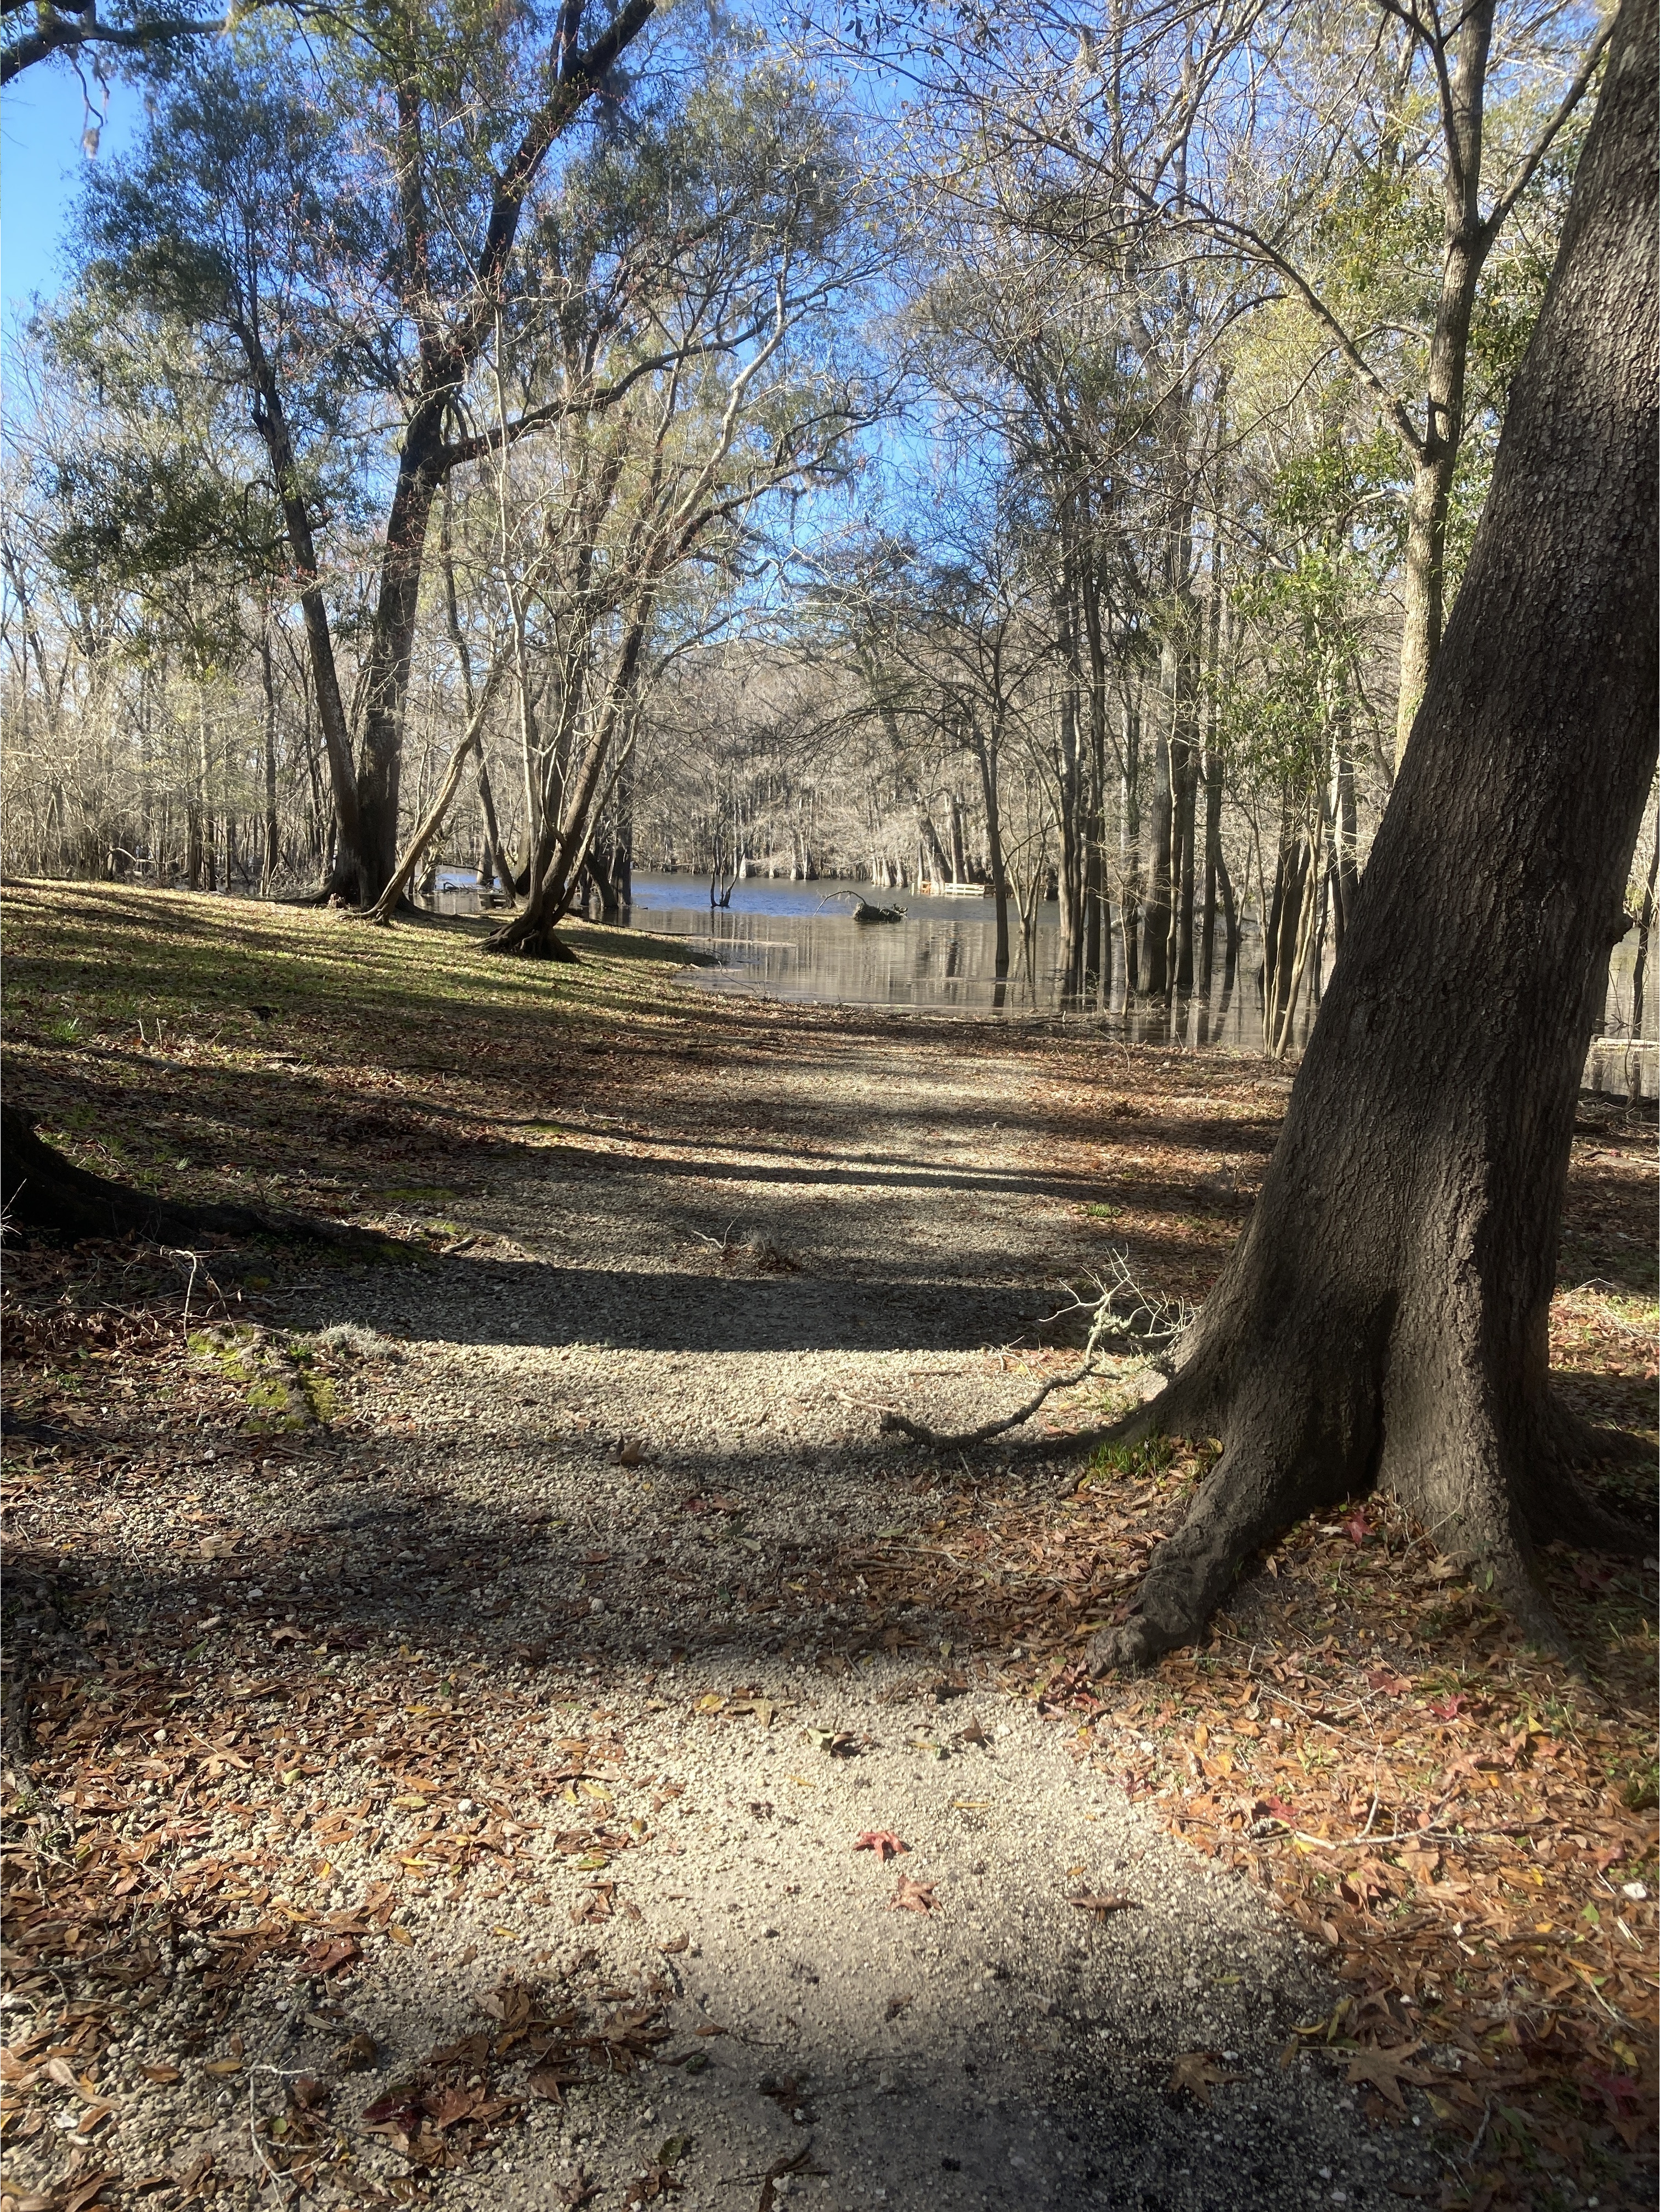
top-left (13, 1000), bottom-right (1447, 2209)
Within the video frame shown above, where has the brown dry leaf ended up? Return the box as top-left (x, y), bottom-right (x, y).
top-left (302, 1933), bottom-right (362, 1974)
top-left (884, 1994), bottom-right (912, 2021)
top-left (140, 2063), bottom-right (182, 2085)
top-left (527, 2061), bottom-right (581, 2102)
top-left (854, 1830), bottom-right (909, 1863)
top-left (62, 2178), bottom-right (118, 2212)
top-left (1068, 1891), bottom-right (1135, 1921)
top-left (625, 2163), bottom-right (682, 2204)
top-left (658, 1934), bottom-right (689, 1955)
top-left (890, 1874), bottom-right (936, 1914)
top-left (1167, 2051), bottom-right (1243, 2107)
top-left (331, 2033), bottom-right (377, 2073)
top-left (1342, 2041), bottom-right (1432, 2111)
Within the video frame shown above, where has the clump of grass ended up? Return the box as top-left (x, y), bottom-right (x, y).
top-left (1087, 1433), bottom-right (1178, 1483)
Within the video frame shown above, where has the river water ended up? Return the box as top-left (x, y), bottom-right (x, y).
top-left (611, 871), bottom-right (1656, 1094)
top-left (630, 873), bottom-right (1308, 1054)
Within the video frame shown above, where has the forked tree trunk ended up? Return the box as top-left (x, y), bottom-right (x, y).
top-left (1086, 0), bottom-right (1657, 1671)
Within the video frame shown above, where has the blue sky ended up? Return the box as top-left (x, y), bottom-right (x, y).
top-left (2, 60), bottom-right (137, 324)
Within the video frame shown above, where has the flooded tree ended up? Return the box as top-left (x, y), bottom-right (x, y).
top-left (1085, 0), bottom-right (1657, 1668)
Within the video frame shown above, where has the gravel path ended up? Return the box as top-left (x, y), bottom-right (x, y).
top-left (25, 999), bottom-right (1449, 2210)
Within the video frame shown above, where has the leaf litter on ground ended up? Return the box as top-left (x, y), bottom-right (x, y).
top-left (2, 886), bottom-right (1654, 2212)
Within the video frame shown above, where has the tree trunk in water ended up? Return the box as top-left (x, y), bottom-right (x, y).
top-left (1083, 0), bottom-right (1657, 1669)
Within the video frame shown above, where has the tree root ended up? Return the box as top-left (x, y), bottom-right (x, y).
top-left (483, 922), bottom-right (579, 960)
top-left (1, 1104), bottom-right (398, 1259)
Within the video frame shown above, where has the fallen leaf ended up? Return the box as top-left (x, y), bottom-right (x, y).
top-left (140, 2063), bottom-right (182, 2085)
top-left (363, 2089), bottom-right (426, 2134)
top-left (332, 2033), bottom-right (377, 2073)
top-left (625, 2162), bottom-right (682, 2203)
top-left (890, 1874), bottom-right (936, 1914)
top-left (1167, 2051), bottom-right (1243, 2107)
top-left (61, 2177), bottom-right (118, 2212)
top-left (1342, 2040), bottom-right (1432, 2111)
top-left (302, 1934), bottom-right (362, 1974)
top-left (884, 1994), bottom-right (912, 2021)
top-left (528, 2061), bottom-right (582, 2102)
top-left (616, 1442), bottom-right (644, 1468)
top-left (854, 1830), bottom-right (909, 1863)
top-left (1068, 1891), bottom-right (1136, 1921)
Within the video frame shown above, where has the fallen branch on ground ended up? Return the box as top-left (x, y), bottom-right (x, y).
top-left (878, 1253), bottom-right (1193, 1452)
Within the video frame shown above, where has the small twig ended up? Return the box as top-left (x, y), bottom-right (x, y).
top-left (164, 1247), bottom-right (202, 1335)
top-left (247, 2063), bottom-right (308, 2203)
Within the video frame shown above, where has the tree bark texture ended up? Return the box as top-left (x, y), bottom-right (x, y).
top-left (1086, 0), bottom-right (1657, 1669)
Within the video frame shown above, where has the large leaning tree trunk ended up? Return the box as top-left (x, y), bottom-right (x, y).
top-left (1082, 0), bottom-right (1657, 1670)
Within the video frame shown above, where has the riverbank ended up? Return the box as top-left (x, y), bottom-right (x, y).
top-left (2, 885), bottom-right (1655, 2212)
